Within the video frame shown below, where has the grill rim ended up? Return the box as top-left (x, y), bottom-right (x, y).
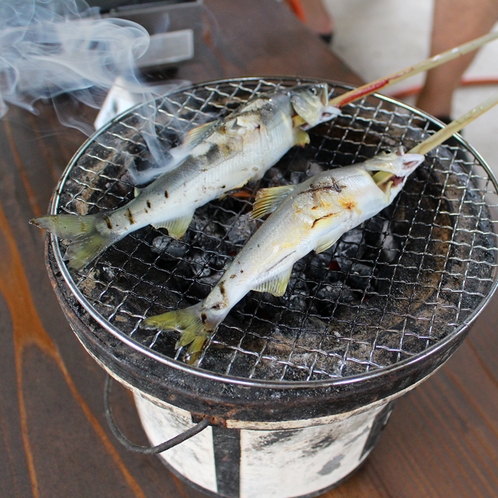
top-left (47, 75), bottom-right (498, 390)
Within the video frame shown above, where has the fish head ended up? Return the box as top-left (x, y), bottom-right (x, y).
top-left (289, 84), bottom-right (341, 128)
top-left (364, 147), bottom-right (425, 198)
top-left (365, 147), bottom-right (425, 177)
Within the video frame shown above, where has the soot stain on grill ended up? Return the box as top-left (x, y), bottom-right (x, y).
top-left (255, 430), bottom-right (301, 448)
top-left (303, 432), bottom-right (337, 456)
top-left (56, 80), bottom-right (497, 379)
top-left (318, 456), bottom-right (344, 476)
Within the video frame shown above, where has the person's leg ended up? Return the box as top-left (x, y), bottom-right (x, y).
top-left (416, 0), bottom-right (498, 118)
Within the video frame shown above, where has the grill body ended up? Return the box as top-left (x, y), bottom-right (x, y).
top-left (133, 391), bottom-right (396, 497)
top-left (45, 77), bottom-right (498, 497)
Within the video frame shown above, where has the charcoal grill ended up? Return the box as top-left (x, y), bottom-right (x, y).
top-left (45, 77), bottom-right (498, 497)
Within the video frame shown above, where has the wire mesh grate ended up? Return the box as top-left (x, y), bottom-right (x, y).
top-left (51, 77), bottom-right (498, 382)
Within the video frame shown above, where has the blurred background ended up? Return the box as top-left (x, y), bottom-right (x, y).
top-left (322, 0), bottom-right (498, 175)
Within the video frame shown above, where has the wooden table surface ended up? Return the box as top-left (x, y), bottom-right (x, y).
top-left (1, 1), bottom-right (497, 497)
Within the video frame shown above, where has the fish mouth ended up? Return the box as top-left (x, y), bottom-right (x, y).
top-left (371, 170), bottom-right (405, 194)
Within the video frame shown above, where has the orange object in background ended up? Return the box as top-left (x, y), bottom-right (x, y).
top-left (285, 0), bottom-right (306, 21)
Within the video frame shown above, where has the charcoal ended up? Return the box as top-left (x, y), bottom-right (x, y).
top-left (306, 162), bottom-right (324, 176)
top-left (334, 228), bottom-right (365, 262)
top-left (226, 213), bottom-right (259, 244)
top-left (308, 253), bottom-right (335, 280)
top-left (345, 262), bottom-right (376, 292)
top-left (380, 220), bottom-right (400, 263)
top-left (151, 236), bottom-right (188, 258)
top-left (290, 171), bottom-right (305, 185)
top-left (317, 282), bottom-right (356, 303)
top-left (266, 166), bottom-right (285, 186)
top-left (287, 289), bottom-right (309, 312)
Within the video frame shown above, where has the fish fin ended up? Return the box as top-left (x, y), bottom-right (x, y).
top-left (30, 213), bottom-right (119, 270)
top-left (128, 120), bottom-right (219, 186)
top-left (153, 212), bottom-right (194, 239)
top-left (128, 147), bottom-right (189, 186)
top-left (251, 185), bottom-right (295, 219)
top-left (293, 128), bottom-right (310, 147)
top-left (252, 267), bottom-right (293, 297)
top-left (315, 232), bottom-right (341, 254)
top-left (183, 120), bottom-right (219, 148)
top-left (232, 113), bottom-right (263, 132)
top-left (142, 303), bottom-right (213, 363)
top-left (310, 213), bottom-right (343, 254)
top-left (292, 115), bottom-right (306, 128)
top-left (371, 171), bottom-right (394, 202)
top-left (129, 167), bottom-right (165, 186)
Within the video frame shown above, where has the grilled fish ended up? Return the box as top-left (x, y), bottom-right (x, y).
top-left (142, 149), bottom-right (425, 362)
top-left (31, 84), bottom-right (338, 270)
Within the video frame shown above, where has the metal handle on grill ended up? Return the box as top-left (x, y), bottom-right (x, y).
top-left (104, 375), bottom-right (210, 454)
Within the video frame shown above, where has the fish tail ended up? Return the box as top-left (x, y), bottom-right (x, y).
top-left (142, 303), bottom-right (213, 362)
top-left (30, 213), bottom-right (119, 270)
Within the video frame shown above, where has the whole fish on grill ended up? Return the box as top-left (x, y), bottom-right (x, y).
top-left (31, 84), bottom-right (339, 270)
top-left (142, 149), bottom-right (425, 362)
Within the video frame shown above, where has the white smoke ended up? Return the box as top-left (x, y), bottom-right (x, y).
top-left (0, 0), bottom-right (160, 134)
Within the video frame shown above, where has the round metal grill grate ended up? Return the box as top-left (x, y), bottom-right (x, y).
top-left (50, 77), bottom-right (498, 382)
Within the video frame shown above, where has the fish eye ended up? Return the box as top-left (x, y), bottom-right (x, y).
top-left (381, 148), bottom-right (392, 155)
top-left (308, 87), bottom-right (318, 96)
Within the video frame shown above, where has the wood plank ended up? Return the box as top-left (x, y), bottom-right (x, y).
top-left (191, 0), bottom-right (363, 85)
top-left (1, 1), bottom-right (496, 497)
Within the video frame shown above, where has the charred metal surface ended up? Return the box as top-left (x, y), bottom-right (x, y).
top-left (45, 77), bottom-right (498, 422)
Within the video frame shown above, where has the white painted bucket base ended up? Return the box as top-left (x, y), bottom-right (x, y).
top-left (133, 392), bottom-right (396, 498)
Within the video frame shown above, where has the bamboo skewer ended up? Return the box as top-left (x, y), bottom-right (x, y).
top-left (409, 92), bottom-right (498, 155)
top-left (370, 93), bottom-right (498, 188)
top-left (328, 31), bottom-right (498, 109)
top-left (292, 32), bottom-right (498, 129)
